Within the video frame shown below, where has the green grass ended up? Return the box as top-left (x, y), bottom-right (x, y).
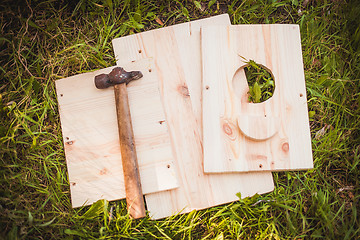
top-left (1, 0), bottom-right (359, 239)
top-left (244, 60), bottom-right (275, 103)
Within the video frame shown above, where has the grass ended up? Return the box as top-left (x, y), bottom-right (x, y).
top-left (1, 0), bottom-right (359, 239)
top-left (243, 60), bottom-right (275, 103)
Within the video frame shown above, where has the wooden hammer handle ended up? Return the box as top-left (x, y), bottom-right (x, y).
top-left (114, 83), bottom-right (146, 219)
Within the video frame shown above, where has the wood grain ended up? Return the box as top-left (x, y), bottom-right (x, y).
top-left (55, 58), bottom-right (178, 208)
top-left (202, 25), bottom-right (313, 173)
top-left (112, 14), bottom-right (274, 219)
top-left (114, 83), bottom-right (145, 219)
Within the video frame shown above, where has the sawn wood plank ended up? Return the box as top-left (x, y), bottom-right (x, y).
top-left (202, 25), bottom-right (313, 173)
top-left (112, 14), bottom-right (275, 219)
top-left (56, 58), bottom-right (178, 208)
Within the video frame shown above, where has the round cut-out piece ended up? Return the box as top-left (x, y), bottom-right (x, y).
top-left (232, 61), bottom-right (279, 140)
top-left (237, 115), bottom-right (280, 140)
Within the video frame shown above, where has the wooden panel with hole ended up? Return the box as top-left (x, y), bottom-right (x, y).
top-left (202, 24), bottom-right (313, 173)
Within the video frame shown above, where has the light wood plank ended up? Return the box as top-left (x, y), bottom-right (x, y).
top-left (202, 25), bottom-right (313, 173)
top-left (55, 58), bottom-right (178, 208)
top-left (112, 14), bottom-right (274, 219)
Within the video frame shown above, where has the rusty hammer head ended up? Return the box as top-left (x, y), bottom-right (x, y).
top-left (94, 67), bottom-right (143, 89)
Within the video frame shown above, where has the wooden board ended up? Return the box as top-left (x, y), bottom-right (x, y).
top-left (202, 25), bottom-right (313, 173)
top-left (112, 14), bottom-right (274, 219)
top-left (55, 58), bottom-right (178, 208)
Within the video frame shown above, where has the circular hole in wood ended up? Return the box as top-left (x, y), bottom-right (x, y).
top-left (138, 50), bottom-right (142, 53)
top-left (66, 137), bottom-right (69, 140)
top-left (232, 60), bottom-right (275, 104)
top-left (300, 93), bottom-right (303, 97)
top-left (148, 69), bottom-right (152, 72)
top-left (167, 164), bottom-right (171, 168)
top-left (205, 85), bottom-right (210, 90)
top-left (60, 94), bottom-right (63, 97)
top-left (259, 164), bottom-right (263, 168)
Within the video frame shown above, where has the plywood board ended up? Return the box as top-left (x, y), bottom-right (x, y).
top-left (56, 58), bottom-right (178, 208)
top-left (202, 25), bottom-right (313, 173)
top-left (112, 14), bottom-right (274, 219)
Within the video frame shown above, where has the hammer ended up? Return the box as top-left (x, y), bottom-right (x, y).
top-left (94, 67), bottom-right (146, 219)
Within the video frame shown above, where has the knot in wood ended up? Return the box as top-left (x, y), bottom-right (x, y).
top-left (282, 142), bottom-right (289, 152)
top-left (222, 120), bottom-right (237, 140)
top-left (178, 85), bottom-right (190, 97)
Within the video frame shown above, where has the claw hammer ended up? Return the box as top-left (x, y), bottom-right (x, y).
top-left (94, 67), bottom-right (146, 219)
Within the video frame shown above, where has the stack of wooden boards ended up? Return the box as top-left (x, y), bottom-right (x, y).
top-left (56, 14), bottom-right (313, 219)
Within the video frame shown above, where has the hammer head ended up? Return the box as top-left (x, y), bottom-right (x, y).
top-left (94, 67), bottom-right (143, 89)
